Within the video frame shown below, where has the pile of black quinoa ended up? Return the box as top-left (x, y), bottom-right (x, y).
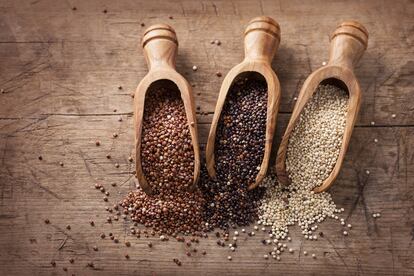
top-left (200, 77), bottom-right (268, 230)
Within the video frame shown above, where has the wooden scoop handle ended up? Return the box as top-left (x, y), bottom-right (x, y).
top-left (142, 24), bottom-right (178, 70)
top-left (244, 16), bottom-right (281, 63)
top-left (328, 21), bottom-right (368, 69)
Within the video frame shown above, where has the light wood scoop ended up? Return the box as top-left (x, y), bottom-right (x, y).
top-left (206, 16), bottom-right (281, 190)
top-left (134, 24), bottom-right (200, 194)
top-left (275, 21), bottom-right (369, 193)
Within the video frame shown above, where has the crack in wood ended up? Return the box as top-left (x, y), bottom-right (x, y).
top-left (58, 236), bottom-right (68, 251)
top-left (325, 235), bottom-right (351, 273)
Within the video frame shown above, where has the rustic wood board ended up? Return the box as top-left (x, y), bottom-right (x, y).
top-left (0, 0), bottom-right (413, 275)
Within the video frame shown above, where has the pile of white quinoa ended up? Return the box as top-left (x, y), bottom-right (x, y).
top-left (259, 84), bottom-right (349, 245)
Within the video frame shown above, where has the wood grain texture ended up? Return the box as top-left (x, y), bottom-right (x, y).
top-left (0, 0), bottom-right (413, 275)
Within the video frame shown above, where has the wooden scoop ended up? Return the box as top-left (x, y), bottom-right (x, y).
top-left (133, 24), bottom-right (200, 194)
top-left (206, 16), bottom-right (281, 190)
top-left (275, 21), bottom-right (369, 193)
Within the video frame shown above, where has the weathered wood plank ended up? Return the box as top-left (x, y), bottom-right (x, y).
top-left (0, 114), bottom-right (413, 275)
top-left (0, 0), bottom-right (413, 124)
top-left (0, 0), bottom-right (413, 275)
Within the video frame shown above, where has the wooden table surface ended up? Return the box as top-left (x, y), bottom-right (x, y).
top-left (0, 0), bottom-right (413, 275)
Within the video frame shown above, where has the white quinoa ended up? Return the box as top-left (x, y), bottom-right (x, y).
top-left (259, 84), bottom-right (349, 254)
top-left (286, 84), bottom-right (348, 190)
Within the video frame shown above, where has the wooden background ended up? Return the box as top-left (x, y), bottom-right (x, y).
top-left (0, 0), bottom-right (413, 275)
